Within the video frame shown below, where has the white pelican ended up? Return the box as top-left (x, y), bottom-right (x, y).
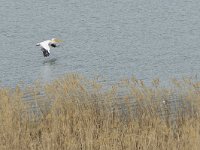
top-left (36, 38), bottom-right (61, 57)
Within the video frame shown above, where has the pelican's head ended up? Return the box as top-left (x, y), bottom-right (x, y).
top-left (51, 38), bottom-right (62, 43)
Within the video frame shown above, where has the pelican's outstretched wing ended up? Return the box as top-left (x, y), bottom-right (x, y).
top-left (40, 41), bottom-right (51, 53)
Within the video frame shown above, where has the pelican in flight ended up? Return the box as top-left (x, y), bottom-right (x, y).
top-left (36, 38), bottom-right (62, 57)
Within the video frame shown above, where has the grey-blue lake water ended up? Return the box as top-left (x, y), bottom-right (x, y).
top-left (1, 0), bottom-right (200, 87)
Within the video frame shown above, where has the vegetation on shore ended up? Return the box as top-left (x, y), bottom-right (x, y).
top-left (0, 74), bottom-right (200, 150)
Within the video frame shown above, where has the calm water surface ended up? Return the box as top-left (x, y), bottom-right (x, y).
top-left (1, 0), bottom-right (200, 87)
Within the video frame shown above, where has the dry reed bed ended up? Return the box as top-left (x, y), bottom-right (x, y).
top-left (0, 74), bottom-right (200, 150)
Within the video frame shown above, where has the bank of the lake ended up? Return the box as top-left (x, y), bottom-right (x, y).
top-left (0, 74), bottom-right (200, 149)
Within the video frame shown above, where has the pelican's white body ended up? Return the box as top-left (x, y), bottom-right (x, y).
top-left (38, 40), bottom-right (51, 53)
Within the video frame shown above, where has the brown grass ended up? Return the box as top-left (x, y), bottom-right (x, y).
top-left (0, 74), bottom-right (200, 150)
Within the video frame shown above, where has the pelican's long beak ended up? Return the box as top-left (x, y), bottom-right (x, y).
top-left (52, 38), bottom-right (63, 43)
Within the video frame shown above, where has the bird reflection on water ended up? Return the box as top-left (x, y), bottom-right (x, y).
top-left (40, 58), bottom-right (58, 84)
top-left (43, 58), bottom-right (57, 65)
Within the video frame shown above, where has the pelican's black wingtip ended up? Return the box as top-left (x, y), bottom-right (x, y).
top-left (51, 43), bottom-right (57, 47)
top-left (43, 50), bottom-right (50, 57)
